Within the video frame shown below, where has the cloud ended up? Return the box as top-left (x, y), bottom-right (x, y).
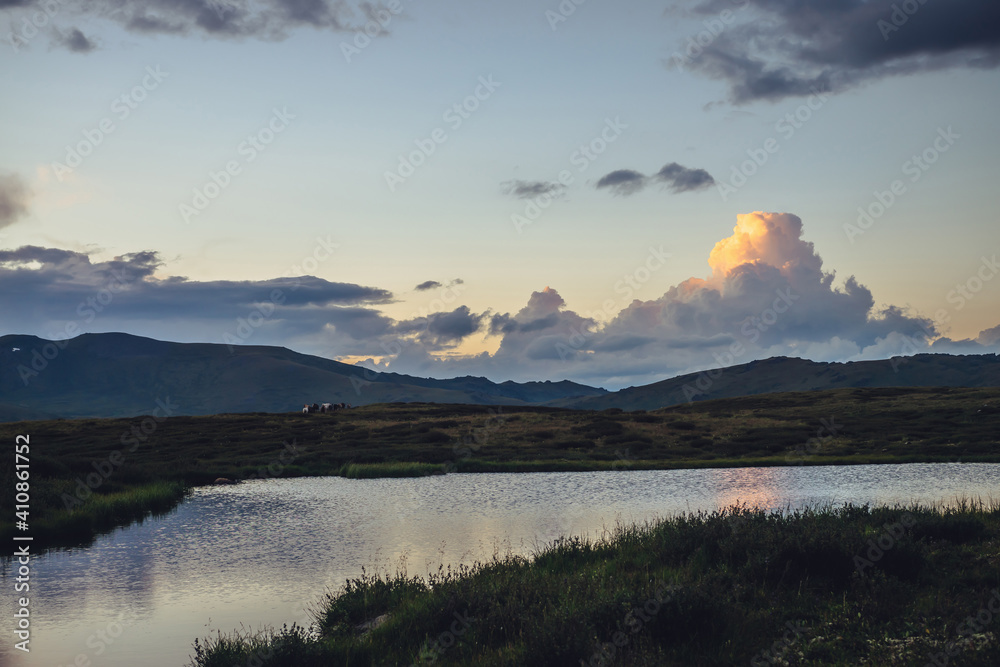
top-left (379, 212), bottom-right (941, 388)
top-left (500, 180), bottom-right (567, 200)
top-left (415, 278), bottom-right (463, 292)
top-left (0, 246), bottom-right (498, 360)
top-left (0, 245), bottom-right (395, 347)
top-left (979, 324), bottom-right (1000, 347)
top-left (654, 162), bottom-right (715, 192)
top-left (55, 27), bottom-right (96, 53)
top-left (673, 0), bottom-right (1000, 103)
top-left (0, 173), bottom-right (30, 229)
top-left (595, 169), bottom-right (647, 196)
top-left (930, 323), bottom-right (1000, 353)
top-left (395, 305), bottom-right (487, 349)
top-left (596, 164), bottom-right (716, 196)
top-left (2, 218), bottom-right (980, 390)
top-left (0, 0), bottom-right (390, 47)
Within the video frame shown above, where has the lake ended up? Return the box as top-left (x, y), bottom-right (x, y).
top-left (3, 463), bottom-right (998, 667)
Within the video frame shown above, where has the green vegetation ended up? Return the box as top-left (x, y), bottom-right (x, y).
top-left (189, 502), bottom-right (1000, 666)
top-left (0, 480), bottom-right (187, 547)
top-left (1, 386), bottom-right (997, 550)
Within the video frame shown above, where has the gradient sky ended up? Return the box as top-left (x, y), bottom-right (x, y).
top-left (1, 0), bottom-right (999, 389)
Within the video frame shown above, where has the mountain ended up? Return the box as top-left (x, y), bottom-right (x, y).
top-left (2, 333), bottom-right (998, 422)
top-left (555, 354), bottom-right (1000, 411)
top-left (0, 333), bottom-right (606, 421)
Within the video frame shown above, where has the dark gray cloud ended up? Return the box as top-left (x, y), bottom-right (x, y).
top-left (501, 180), bottom-right (567, 200)
top-left (0, 173), bottom-right (30, 229)
top-left (1, 0), bottom-right (389, 48)
top-left (597, 164), bottom-right (716, 196)
top-left (675, 0), bottom-right (1000, 103)
top-left (0, 245), bottom-right (392, 337)
top-left (654, 162), bottom-right (715, 192)
top-left (489, 312), bottom-right (515, 336)
top-left (595, 169), bottom-right (646, 196)
top-left (395, 305), bottom-right (487, 349)
top-left (415, 278), bottom-right (463, 292)
top-left (56, 27), bottom-right (96, 52)
top-left (0, 245), bottom-right (497, 359)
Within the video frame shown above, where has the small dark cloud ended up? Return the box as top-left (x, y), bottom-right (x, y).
top-left (415, 278), bottom-right (463, 291)
top-left (395, 305), bottom-right (486, 348)
top-left (0, 173), bottom-right (30, 229)
top-left (501, 180), bottom-right (567, 200)
top-left (654, 162), bottom-right (715, 193)
top-left (595, 169), bottom-right (647, 197)
top-left (489, 312), bottom-right (515, 336)
top-left (56, 28), bottom-right (97, 52)
top-left (597, 164), bottom-right (715, 196)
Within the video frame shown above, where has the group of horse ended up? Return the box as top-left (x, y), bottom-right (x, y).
top-left (302, 402), bottom-right (351, 413)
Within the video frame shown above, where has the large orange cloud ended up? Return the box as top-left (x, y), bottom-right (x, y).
top-left (706, 212), bottom-right (822, 281)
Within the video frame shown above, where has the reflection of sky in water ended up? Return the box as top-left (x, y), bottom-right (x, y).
top-left (1, 463), bottom-right (997, 667)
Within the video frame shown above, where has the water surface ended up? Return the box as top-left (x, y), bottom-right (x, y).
top-left (3, 463), bottom-right (997, 667)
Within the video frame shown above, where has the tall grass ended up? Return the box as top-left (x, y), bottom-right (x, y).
top-left (0, 481), bottom-right (188, 548)
top-left (189, 501), bottom-right (1000, 666)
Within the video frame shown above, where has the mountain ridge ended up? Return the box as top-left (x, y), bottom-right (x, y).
top-left (0, 332), bottom-right (606, 420)
top-left (554, 353), bottom-right (1000, 410)
top-left (1, 332), bottom-right (998, 421)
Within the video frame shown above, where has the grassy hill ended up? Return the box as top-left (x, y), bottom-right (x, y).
top-left (558, 354), bottom-right (1000, 411)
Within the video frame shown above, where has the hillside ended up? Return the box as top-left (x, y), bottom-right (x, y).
top-left (557, 354), bottom-right (1000, 411)
top-left (0, 333), bottom-right (605, 421)
top-left (3, 332), bottom-right (999, 421)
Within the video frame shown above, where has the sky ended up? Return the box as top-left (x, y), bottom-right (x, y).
top-left (1, 0), bottom-right (999, 390)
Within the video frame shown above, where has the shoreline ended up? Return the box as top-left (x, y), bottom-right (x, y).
top-left (2, 386), bottom-right (997, 552)
top-left (188, 502), bottom-right (1000, 666)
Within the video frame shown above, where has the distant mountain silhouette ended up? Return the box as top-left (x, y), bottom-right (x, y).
top-left (0, 333), bottom-right (606, 421)
top-left (1, 333), bottom-right (997, 421)
top-left (553, 354), bottom-right (1000, 411)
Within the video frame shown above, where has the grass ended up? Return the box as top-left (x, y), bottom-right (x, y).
top-left (1, 386), bottom-right (997, 551)
top-left (0, 479), bottom-right (187, 548)
top-left (188, 501), bottom-right (1000, 666)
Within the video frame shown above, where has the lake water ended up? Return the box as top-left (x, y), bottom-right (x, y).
top-left (3, 463), bottom-right (998, 667)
